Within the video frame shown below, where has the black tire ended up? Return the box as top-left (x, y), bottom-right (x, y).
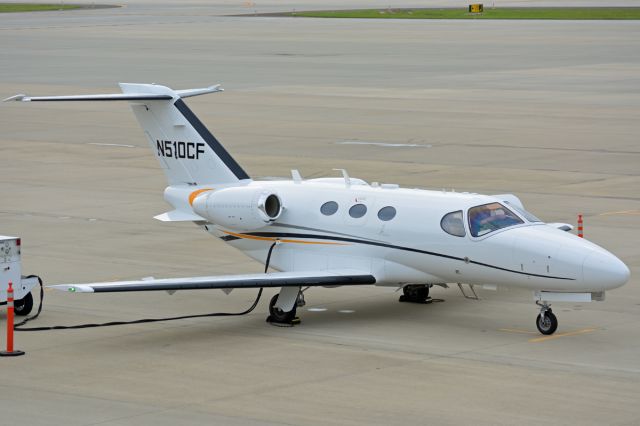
top-left (536, 310), bottom-right (558, 335)
top-left (269, 294), bottom-right (296, 323)
top-left (402, 285), bottom-right (429, 303)
top-left (14, 292), bottom-right (33, 316)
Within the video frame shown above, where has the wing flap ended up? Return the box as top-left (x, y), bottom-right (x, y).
top-left (49, 269), bottom-right (376, 293)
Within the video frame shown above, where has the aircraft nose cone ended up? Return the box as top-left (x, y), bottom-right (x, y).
top-left (582, 251), bottom-right (630, 290)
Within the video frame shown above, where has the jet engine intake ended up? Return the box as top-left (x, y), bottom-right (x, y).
top-left (192, 186), bottom-right (282, 231)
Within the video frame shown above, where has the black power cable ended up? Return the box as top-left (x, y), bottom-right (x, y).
top-left (15, 242), bottom-right (278, 332)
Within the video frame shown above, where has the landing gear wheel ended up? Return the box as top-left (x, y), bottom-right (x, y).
top-left (536, 309), bottom-right (558, 335)
top-left (268, 294), bottom-right (297, 324)
top-left (14, 292), bottom-right (33, 316)
top-left (400, 285), bottom-right (430, 303)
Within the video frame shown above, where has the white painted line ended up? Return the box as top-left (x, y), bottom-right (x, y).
top-left (599, 210), bottom-right (640, 216)
top-left (307, 307), bottom-right (327, 312)
top-left (338, 310), bottom-right (355, 314)
top-left (88, 143), bottom-right (136, 148)
top-left (337, 141), bottom-right (432, 148)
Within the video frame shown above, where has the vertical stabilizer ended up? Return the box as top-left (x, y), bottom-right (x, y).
top-left (119, 83), bottom-right (250, 185)
top-left (5, 83), bottom-right (249, 186)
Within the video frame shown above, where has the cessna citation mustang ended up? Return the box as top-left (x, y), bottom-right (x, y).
top-left (6, 83), bottom-right (630, 335)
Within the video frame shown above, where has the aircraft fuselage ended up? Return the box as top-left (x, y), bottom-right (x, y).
top-left (181, 178), bottom-right (630, 294)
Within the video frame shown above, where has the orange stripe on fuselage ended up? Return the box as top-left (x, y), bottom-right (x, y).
top-left (189, 188), bottom-right (214, 206)
top-left (223, 230), bottom-right (347, 246)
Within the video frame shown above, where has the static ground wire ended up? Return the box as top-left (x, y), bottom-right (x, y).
top-left (14, 242), bottom-right (278, 332)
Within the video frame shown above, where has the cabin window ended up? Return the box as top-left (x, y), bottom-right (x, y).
top-left (468, 202), bottom-right (524, 237)
top-left (377, 206), bottom-right (396, 221)
top-left (441, 211), bottom-right (466, 237)
top-left (349, 204), bottom-right (367, 218)
top-left (320, 201), bottom-right (339, 216)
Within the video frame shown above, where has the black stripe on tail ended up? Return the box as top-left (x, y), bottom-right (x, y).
top-left (174, 99), bottom-right (250, 180)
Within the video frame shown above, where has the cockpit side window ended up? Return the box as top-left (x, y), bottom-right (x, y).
top-left (441, 211), bottom-right (466, 237)
top-left (468, 202), bottom-right (524, 237)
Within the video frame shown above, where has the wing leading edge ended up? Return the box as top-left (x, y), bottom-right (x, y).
top-left (49, 269), bottom-right (376, 293)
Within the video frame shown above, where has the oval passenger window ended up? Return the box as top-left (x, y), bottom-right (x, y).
top-left (377, 206), bottom-right (396, 221)
top-left (320, 201), bottom-right (339, 216)
top-left (349, 204), bottom-right (367, 218)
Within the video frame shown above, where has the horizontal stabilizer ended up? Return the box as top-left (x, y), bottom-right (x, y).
top-left (3, 84), bottom-right (222, 102)
top-left (175, 85), bottom-right (223, 98)
top-left (154, 209), bottom-right (206, 222)
top-left (4, 93), bottom-right (173, 102)
top-left (49, 269), bottom-right (376, 293)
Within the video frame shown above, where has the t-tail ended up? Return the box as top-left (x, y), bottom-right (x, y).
top-left (4, 83), bottom-right (250, 187)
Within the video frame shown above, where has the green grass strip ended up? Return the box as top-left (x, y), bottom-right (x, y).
top-left (292, 7), bottom-right (640, 20)
top-left (0, 3), bottom-right (82, 13)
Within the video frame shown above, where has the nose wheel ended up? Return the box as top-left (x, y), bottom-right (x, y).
top-left (536, 301), bottom-right (558, 335)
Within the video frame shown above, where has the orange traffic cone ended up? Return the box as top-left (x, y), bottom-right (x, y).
top-left (577, 214), bottom-right (584, 238)
top-left (1, 282), bottom-right (25, 357)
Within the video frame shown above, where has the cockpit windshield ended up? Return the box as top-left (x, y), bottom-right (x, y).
top-left (468, 202), bottom-right (524, 237)
top-left (503, 201), bottom-right (543, 223)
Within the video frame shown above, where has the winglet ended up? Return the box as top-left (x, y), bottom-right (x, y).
top-left (3, 94), bottom-right (28, 102)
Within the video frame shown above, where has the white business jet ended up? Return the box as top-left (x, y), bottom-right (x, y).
top-left (6, 84), bottom-right (630, 335)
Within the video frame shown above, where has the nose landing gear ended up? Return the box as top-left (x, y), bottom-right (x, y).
top-left (536, 300), bottom-right (558, 335)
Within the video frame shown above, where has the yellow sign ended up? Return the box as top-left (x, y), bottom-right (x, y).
top-left (469, 4), bottom-right (483, 13)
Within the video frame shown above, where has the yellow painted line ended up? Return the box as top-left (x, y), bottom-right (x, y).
top-left (599, 210), bottom-right (640, 217)
top-left (529, 328), bottom-right (597, 343)
top-left (499, 328), bottom-right (538, 335)
top-left (224, 230), bottom-right (348, 246)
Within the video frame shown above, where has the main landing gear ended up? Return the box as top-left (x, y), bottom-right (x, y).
top-left (268, 294), bottom-right (297, 324)
top-left (536, 300), bottom-right (558, 335)
top-left (399, 284), bottom-right (430, 304)
top-left (267, 289), bottom-right (304, 326)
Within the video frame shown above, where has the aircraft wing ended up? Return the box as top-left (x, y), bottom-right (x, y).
top-left (49, 269), bottom-right (376, 293)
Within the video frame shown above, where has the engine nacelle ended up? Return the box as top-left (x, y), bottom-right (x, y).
top-left (192, 186), bottom-right (283, 231)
